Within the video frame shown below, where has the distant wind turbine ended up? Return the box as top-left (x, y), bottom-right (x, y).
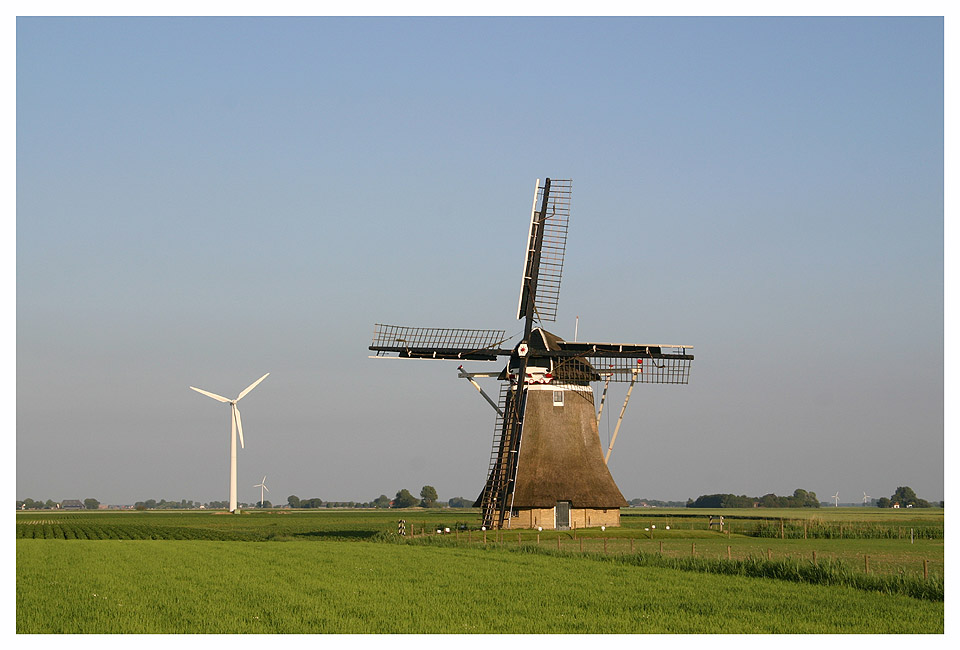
top-left (190, 373), bottom-right (269, 513)
top-left (254, 475), bottom-right (269, 507)
top-left (863, 492), bottom-right (872, 506)
top-left (831, 492), bottom-right (840, 507)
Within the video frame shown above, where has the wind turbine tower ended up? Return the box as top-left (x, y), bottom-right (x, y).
top-left (190, 373), bottom-right (269, 513)
top-left (832, 492), bottom-right (840, 507)
top-left (254, 476), bottom-right (269, 507)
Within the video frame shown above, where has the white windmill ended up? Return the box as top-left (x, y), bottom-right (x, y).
top-left (254, 476), bottom-right (269, 507)
top-left (831, 492), bottom-right (840, 507)
top-left (190, 373), bottom-right (269, 513)
top-left (862, 492), bottom-right (872, 506)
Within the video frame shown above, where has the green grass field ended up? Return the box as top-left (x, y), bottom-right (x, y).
top-left (15, 507), bottom-right (944, 633)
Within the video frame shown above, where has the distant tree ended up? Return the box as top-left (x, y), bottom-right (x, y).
top-left (689, 494), bottom-right (725, 508)
top-left (448, 496), bottom-right (473, 508)
top-left (373, 494), bottom-right (391, 508)
top-left (758, 493), bottom-right (782, 508)
top-left (790, 489), bottom-right (820, 508)
top-left (257, 500), bottom-right (272, 508)
top-left (889, 486), bottom-right (930, 508)
top-left (420, 485), bottom-right (439, 508)
top-left (287, 495), bottom-right (301, 508)
top-left (84, 498), bottom-right (100, 510)
top-left (45, 499), bottom-right (58, 509)
top-left (394, 489), bottom-right (418, 508)
top-left (144, 499), bottom-right (157, 509)
top-left (891, 486), bottom-right (917, 506)
top-left (876, 497), bottom-right (891, 508)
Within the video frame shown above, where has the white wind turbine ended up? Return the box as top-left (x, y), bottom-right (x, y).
top-left (254, 475), bottom-right (269, 507)
top-left (190, 373), bottom-right (269, 513)
top-left (863, 491), bottom-right (872, 506)
top-left (831, 492), bottom-right (840, 507)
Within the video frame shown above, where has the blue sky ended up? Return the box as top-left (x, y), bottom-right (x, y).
top-left (16, 15), bottom-right (944, 506)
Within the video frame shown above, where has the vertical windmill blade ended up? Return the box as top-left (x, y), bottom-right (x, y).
top-left (233, 404), bottom-right (245, 449)
top-left (478, 380), bottom-right (527, 529)
top-left (516, 178), bottom-right (572, 328)
top-left (237, 373), bottom-right (269, 401)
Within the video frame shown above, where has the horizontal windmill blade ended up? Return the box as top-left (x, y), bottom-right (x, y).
top-left (369, 324), bottom-right (512, 360)
top-left (237, 373), bottom-right (269, 401)
top-left (552, 341), bottom-right (694, 384)
top-left (233, 404), bottom-right (245, 449)
top-left (517, 178), bottom-right (571, 327)
top-left (189, 386), bottom-right (232, 403)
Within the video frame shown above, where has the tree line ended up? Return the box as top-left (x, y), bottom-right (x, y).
top-left (685, 486), bottom-right (941, 509)
top-left (286, 486), bottom-right (476, 510)
top-left (874, 486), bottom-right (939, 508)
top-left (687, 489), bottom-right (822, 509)
top-left (17, 498), bottom-right (101, 510)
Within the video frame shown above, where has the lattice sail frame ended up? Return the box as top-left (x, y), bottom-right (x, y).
top-left (517, 178), bottom-right (571, 324)
top-left (369, 324), bottom-right (509, 360)
top-left (586, 354), bottom-right (692, 384)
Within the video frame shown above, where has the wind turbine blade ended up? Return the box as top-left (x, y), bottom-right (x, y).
top-left (237, 373), bottom-right (270, 401)
top-left (263, 485), bottom-right (269, 492)
top-left (233, 404), bottom-right (245, 449)
top-left (190, 386), bottom-right (231, 403)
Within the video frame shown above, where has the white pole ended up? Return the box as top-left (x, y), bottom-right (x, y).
top-left (596, 376), bottom-right (612, 425)
top-left (459, 367), bottom-right (504, 417)
top-left (574, 316), bottom-right (579, 342)
top-left (229, 406), bottom-right (238, 512)
top-left (605, 370), bottom-right (638, 464)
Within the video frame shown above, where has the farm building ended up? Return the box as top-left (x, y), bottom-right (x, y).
top-left (60, 500), bottom-right (83, 510)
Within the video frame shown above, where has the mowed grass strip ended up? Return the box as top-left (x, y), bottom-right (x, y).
top-left (16, 540), bottom-right (943, 634)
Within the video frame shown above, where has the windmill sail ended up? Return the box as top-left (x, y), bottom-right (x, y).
top-left (476, 382), bottom-right (525, 529)
top-left (559, 341), bottom-right (694, 384)
top-left (369, 324), bottom-right (511, 360)
top-left (517, 178), bottom-right (571, 326)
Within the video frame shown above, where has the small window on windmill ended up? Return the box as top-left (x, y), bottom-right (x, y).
top-left (553, 390), bottom-right (564, 406)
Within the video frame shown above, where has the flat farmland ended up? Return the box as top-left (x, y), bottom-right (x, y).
top-left (15, 508), bottom-right (944, 634)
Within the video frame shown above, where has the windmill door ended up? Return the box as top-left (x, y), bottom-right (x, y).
top-left (556, 501), bottom-right (571, 530)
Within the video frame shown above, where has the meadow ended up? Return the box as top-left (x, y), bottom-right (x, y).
top-left (15, 507), bottom-right (944, 634)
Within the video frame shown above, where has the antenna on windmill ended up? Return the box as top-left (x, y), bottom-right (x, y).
top-left (368, 177), bottom-right (694, 531)
top-left (832, 492), bottom-right (840, 507)
top-left (254, 475), bottom-right (269, 507)
top-left (190, 373), bottom-right (269, 513)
